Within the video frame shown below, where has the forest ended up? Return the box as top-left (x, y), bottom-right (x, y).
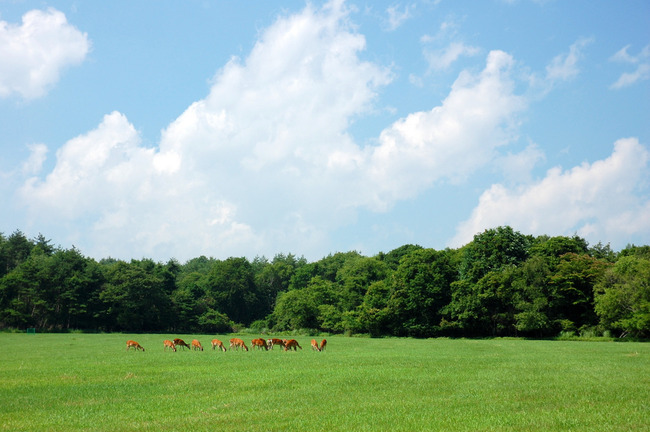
top-left (0, 226), bottom-right (648, 339)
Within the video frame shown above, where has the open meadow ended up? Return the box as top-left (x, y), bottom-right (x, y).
top-left (0, 333), bottom-right (648, 431)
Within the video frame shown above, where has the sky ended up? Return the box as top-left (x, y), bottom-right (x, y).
top-left (1, 0), bottom-right (649, 263)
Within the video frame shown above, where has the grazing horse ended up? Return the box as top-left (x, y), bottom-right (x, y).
top-left (173, 338), bottom-right (191, 350)
top-left (311, 339), bottom-right (320, 351)
top-left (251, 338), bottom-right (268, 350)
top-left (320, 339), bottom-right (327, 351)
top-left (284, 339), bottom-right (302, 351)
top-left (126, 340), bottom-right (145, 351)
top-left (211, 339), bottom-right (227, 352)
top-left (229, 338), bottom-right (249, 351)
top-left (191, 339), bottom-right (204, 351)
top-left (163, 340), bottom-right (176, 352)
top-left (266, 338), bottom-right (285, 350)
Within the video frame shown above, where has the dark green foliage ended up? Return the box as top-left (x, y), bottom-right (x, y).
top-left (594, 256), bottom-right (650, 338)
top-left (206, 257), bottom-right (261, 325)
top-left (446, 268), bottom-right (516, 337)
top-left (98, 260), bottom-right (172, 331)
top-left (459, 226), bottom-right (531, 282)
top-left (0, 226), bottom-right (647, 338)
top-left (387, 248), bottom-right (456, 337)
top-left (376, 244), bottom-right (424, 270)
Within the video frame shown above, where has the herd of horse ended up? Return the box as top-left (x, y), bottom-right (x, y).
top-left (126, 337), bottom-right (327, 352)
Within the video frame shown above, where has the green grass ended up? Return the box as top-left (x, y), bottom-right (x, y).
top-left (0, 334), bottom-right (648, 431)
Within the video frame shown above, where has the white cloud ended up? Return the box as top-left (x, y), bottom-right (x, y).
top-left (22, 143), bottom-right (48, 175)
top-left (0, 8), bottom-right (90, 100)
top-left (609, 44), bottom-right (650, 89)
top-left (19, 1), bottom-right (392, 260)
top-left (496, 142), bottom-right (546, 184)
top-left (18, 3), bottom-right (589, 261)
top-left (21, 111), bottom-right (147, 218)
top-left (424, 41), bottom-right (480, 71)
top-left (451, 138), bottom-right (650, 249)
top-left (610, 45), bottom-right (637, 64)
top-left (18, 17), bottom-right (525, 261)
top-left (21, 111), bottom-right (257, 259)
top-left (385, 3), bottom-right (414, 31)
top-left (610, 64), bottom-right (650, 89)
top-left (364, 50), bottom-right (526, 210)
top-left (545, 37), bottom-right (592, 82)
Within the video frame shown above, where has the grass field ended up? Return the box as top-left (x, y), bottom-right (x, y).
top-left (0, 334), bottom-right (648, 431)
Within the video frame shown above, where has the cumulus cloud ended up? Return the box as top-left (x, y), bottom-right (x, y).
top-left (451, 138), bottom-right (650, 248)
top-left (496, 142), bottom-right (546, 184)
top-left (364, 50), bottom-right (526, 209)
top-left (21, 111), bottom-right (257, 259)
top-left (23, 2), bottom-right (618, 262)
top-left (21, 144), bottom-right (48, 175)
top-left (20, 1), bottom-right (391, 260)
top-left (609, 44), bottom-right (650, 89)
top-left (18, 1), bottom-right (527, 260)
top-left (0, 8), bottom-right (90, 100)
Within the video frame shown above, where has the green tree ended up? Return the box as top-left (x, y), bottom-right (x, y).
top-left (336, 256), bottom-right (388, 311)
top-left (387, 249), bottom-right (456, 337)
top-left (528, 235), bottom-right (589, 264)
top-left (99, 261), bottom-right (171, 331)
top-left (594, 256), bottom-right (650, 338)
top-left (376, 244), bottom-right (424, 270)
top-left (197, 308), bottom-right (233, 333)
top-left (618, 245), bottom-right (650, 260)
top-left (459, 226), bottom-right (530, 282)
top-left (46, 247), bottom-right (103, 330)
top-left (207, 257), bottom-right (261, 325)
top-left (1, 230), bottom-right (33, 277)
top-left (550, 253), bottom-right (610, 331)
top-left (273, 276), bottom-right (339, 331)
top-left (0, 253), bottom-right (48, 328)
top-left (512, 256), bottom-right (554, 336)
top-left (357, 280), bottom-right (392, 336)
top-left (273, 287), bottom-right (319, 330)
top-left (254, 253), bottom-right (304, 314)
top-left (446, 268), bottom-right (516, 337)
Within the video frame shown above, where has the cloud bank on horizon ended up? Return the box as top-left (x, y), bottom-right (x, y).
top-left (1, 0), bottom-right (649, 261)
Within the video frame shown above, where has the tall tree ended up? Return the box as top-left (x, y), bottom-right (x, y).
top-left (549, 253), bottom-right (610, 330)
top-left (336, 256), bottom-right (388, 311)
top-left (387, 248), bottom-right (456, 337)
top-left (207, 257), bottom-right (261, 325)
top-left (594, 256), bottom-right (650, 338)
top-left (459, 226), bottom-right (530, 282)
top-left (99, 261), bottom-right (170, 331)
top-left (254, 253), bottom-right (304, 315)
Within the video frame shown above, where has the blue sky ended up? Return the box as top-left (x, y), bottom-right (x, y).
top-left (1, 0), bottom-right (648, 262)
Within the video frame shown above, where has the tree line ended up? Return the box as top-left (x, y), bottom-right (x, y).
top-left (0, 227), bottom-right (648, 338)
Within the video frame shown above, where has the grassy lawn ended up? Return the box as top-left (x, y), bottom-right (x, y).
top-left (0, 334), bottom-right (648, 431)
